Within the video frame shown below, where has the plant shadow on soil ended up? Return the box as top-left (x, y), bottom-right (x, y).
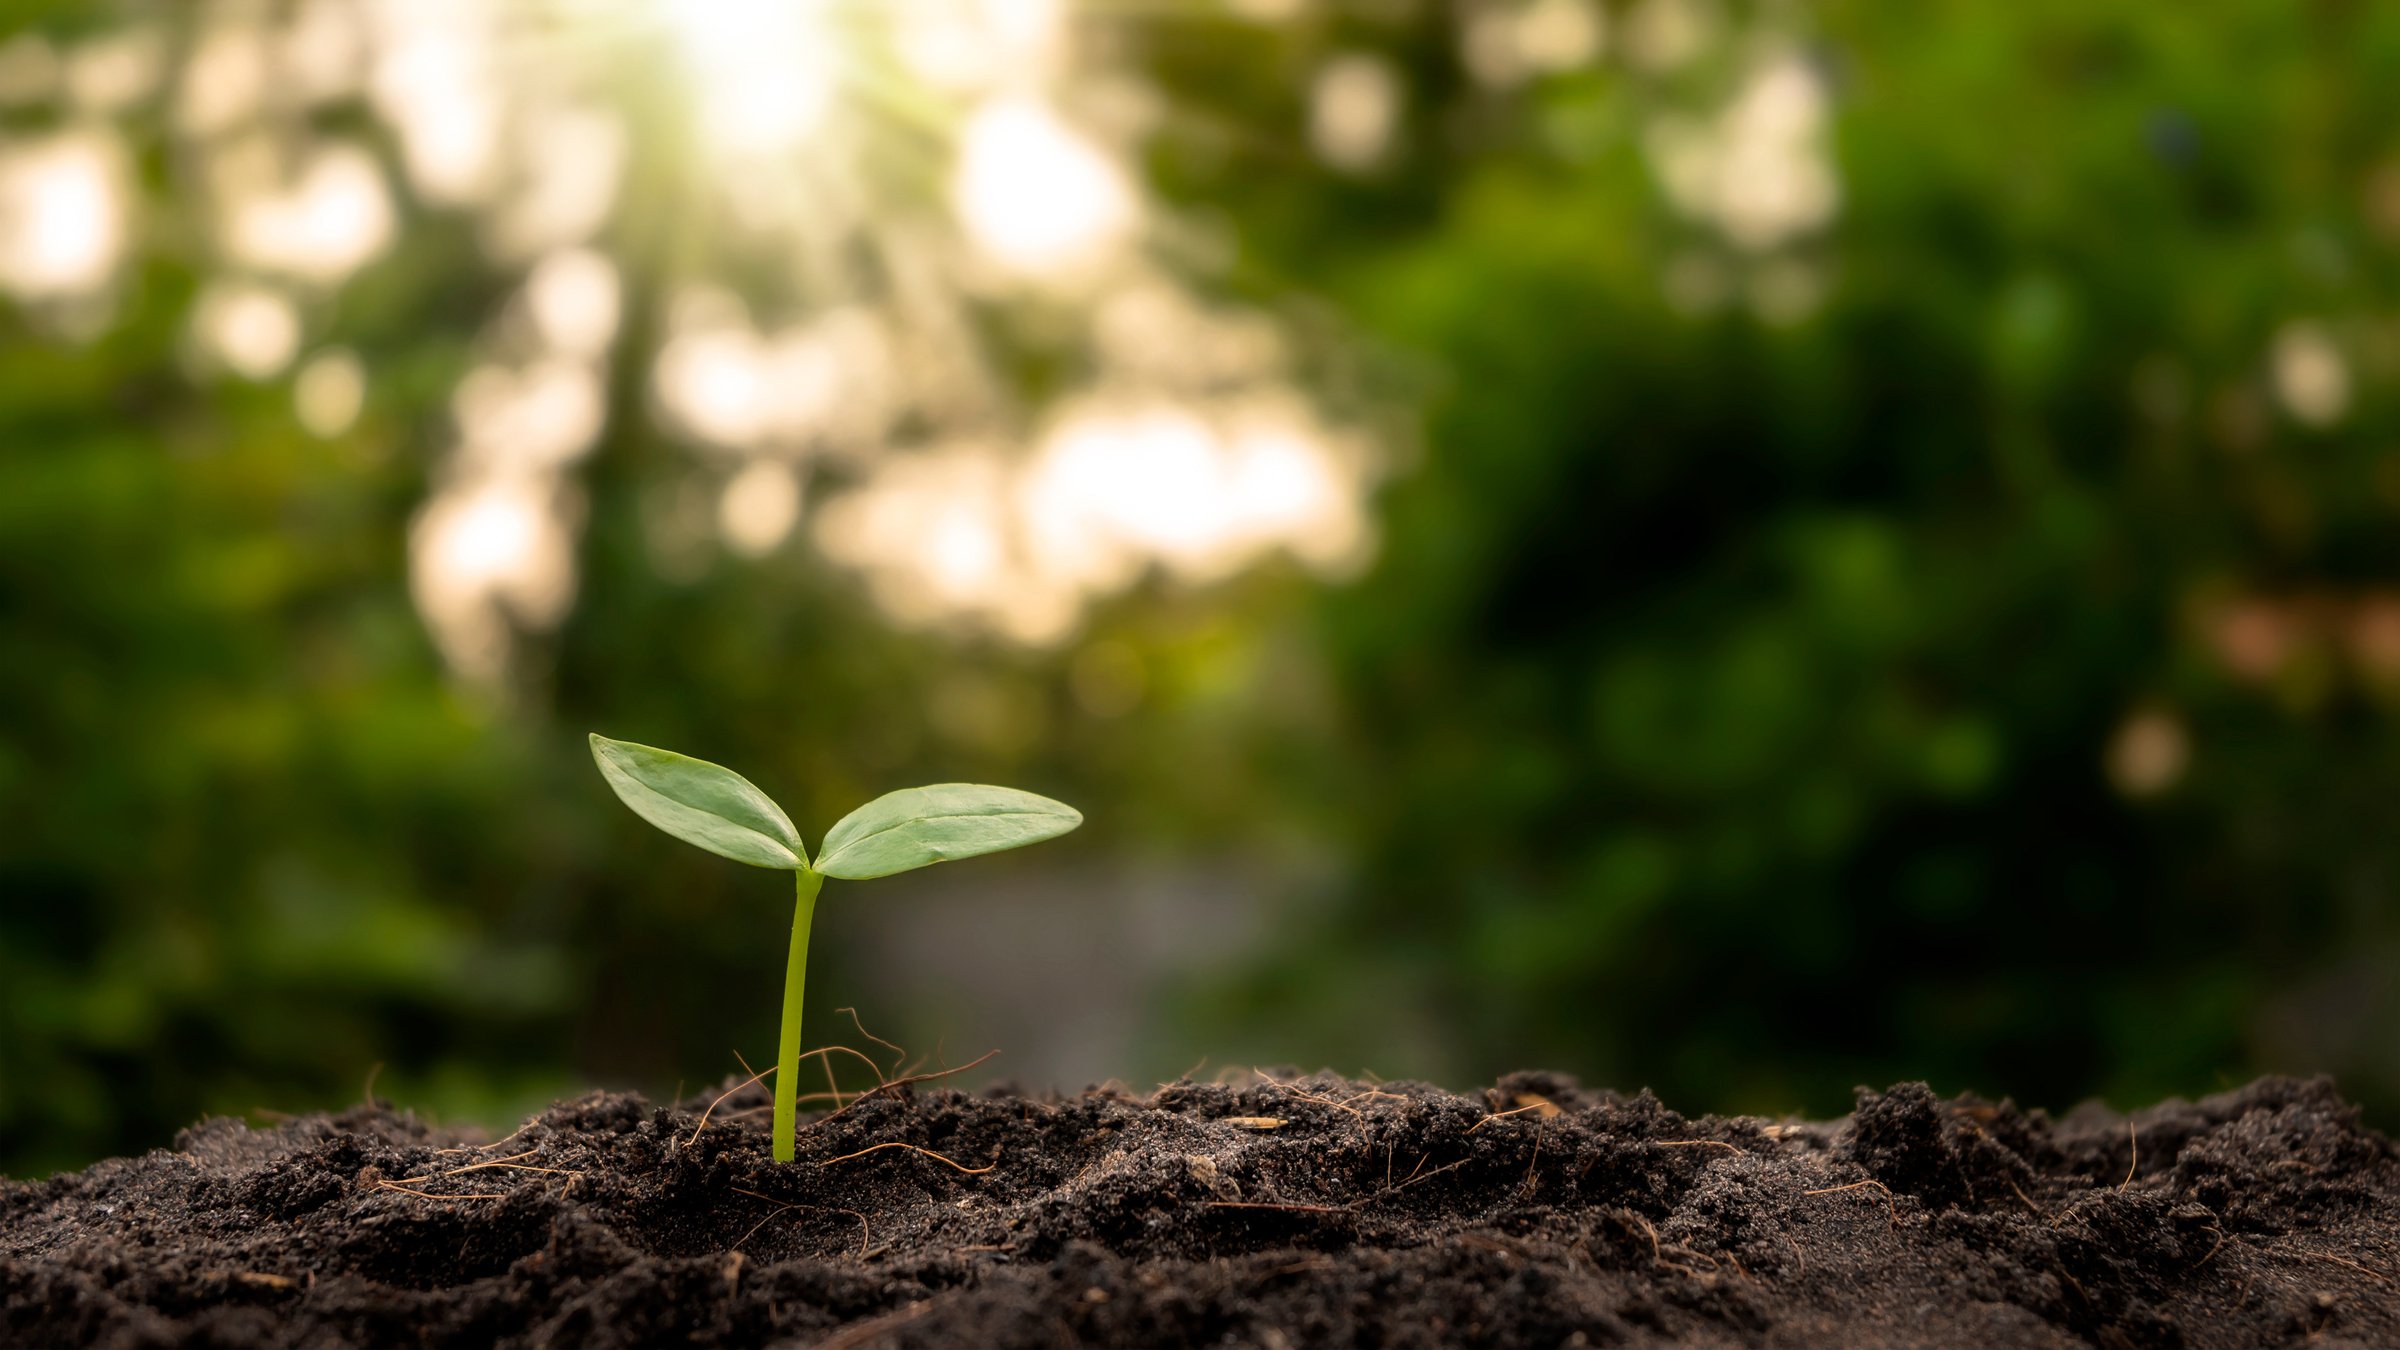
top-left (4, 1069), bottom-right (2398, 1347)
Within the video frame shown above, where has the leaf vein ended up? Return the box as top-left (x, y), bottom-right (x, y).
top-left (823, 809), bottom-right (1075, 861)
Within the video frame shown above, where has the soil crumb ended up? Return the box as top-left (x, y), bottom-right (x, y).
top-left (5, 1073), bottom-right (2397, 1347)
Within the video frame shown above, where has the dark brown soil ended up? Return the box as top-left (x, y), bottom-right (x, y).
top-left (5, 1072), bottom-right (2397, 1348)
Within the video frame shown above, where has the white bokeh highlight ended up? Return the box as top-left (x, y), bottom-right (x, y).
top-left (3, 0), bottom-right (1390, 676)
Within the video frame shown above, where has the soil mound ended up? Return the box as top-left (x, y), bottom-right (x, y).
top-left (5, 1072), bottom-right (2397, 1347)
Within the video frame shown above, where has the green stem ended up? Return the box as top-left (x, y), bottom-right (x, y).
top-left (773, 868), bottom-right (824, 1163)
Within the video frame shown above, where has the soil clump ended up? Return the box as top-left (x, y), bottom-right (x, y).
top-left (5, 1072), bottom-right (2397, 1347)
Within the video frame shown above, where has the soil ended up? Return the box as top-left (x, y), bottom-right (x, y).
top-left (5, 1071), bottom-right (2397, 1348)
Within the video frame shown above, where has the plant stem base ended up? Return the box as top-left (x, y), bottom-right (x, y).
top-left (772, 869), bottom-right (824, 1162)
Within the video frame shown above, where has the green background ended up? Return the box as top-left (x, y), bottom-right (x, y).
top-left (8, 0), bottom-right (2400, 1176)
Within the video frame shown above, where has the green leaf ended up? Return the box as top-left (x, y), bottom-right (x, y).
top-left (814, 784), bottom-right (1081, 880)
top-left (588, 734), bottom-right (806, 870)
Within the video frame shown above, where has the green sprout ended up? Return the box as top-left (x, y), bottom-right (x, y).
top-left (587, 733), bottom-right (1082, 1162)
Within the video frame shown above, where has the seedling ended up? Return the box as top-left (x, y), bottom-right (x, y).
top-left (587, 733), bottom-right (1081, 1162)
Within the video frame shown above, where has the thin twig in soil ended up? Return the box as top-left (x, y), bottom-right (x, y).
top-left (1278, 1082), bottom-right (1363, 1119)
top-left (1520, 1119), bottom-right (1546, 1198)
top-left (820, 1047), bottom-right (849, 1109)
top-left (726, 1187), bottom-right (871, 1256)
top-left (715, 1085), bottom-right (849, 1119)
top-left (2281, 1247), bottom-right (2394, 1285)
top-left (834, 1007), bottom-right (907, 1076)
top-left (1607, 1208), bottom-right (1662, 1264)
top-left (1802, 1178), bottom-right (1899, 1229)
top-left (721, 1085), bottom-right (900, 1116)
top-left (1464, 1101), bottom-right (1550, 1134)
top-left (1278, 1080), bottom-right (1395, 1153)
top-left (746, 1038), bottom-right (872, 1116)
top-left (2121, 1120), bottom-right (2138, 1190)
top-left (819, 1141), bottom-right (994, 1174)
top-left (2006, 1176), bottom-right (2048, 1217)
top-left (1386, 1157), bottom-right (1472, 1195)
top-left (1511, 1092), bottom-right (1563, 1118)
top-left (1293, 1077), bottom-right (1405, 1114)
top-left (897, 1039), bottom-right (945, 1081)
top-left (729, 1196), bottom-right (787, 1249)
top-left (793, 1043), bottom-right (898, 1089)
top-left (1276, 1086), bottom-right (1374, 1156)
top-left (438, 1148), bottom-right (539, 1174)
top-left (452, 1161), bottom-right (580, 1178)
top-left (817, 1049), bottom-right (1003, 1125)
top-left (1648, 1139), bottom-right (1744, 1156)
top-left (1338, 1087), bottom-right (1410, 1123)
top-left (392, 1148), bottom-right (538, 1182)
top-left (392, 1151), bottom-right (583, 1187)
top-left (1659, 1242), bottom-right (1723, 1278)
top-left (1204, 1200), bottom-right (1353, 1215)
top-left (682, 1066), bottom-right (775, 1150)
top-left (373, 1180), bottom-right (507, 1201)
top-left (434, 1118), bottom-right (541, 1156)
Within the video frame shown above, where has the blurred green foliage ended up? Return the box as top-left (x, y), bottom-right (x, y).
top-left (1154, 0), bottom-right (2400, 1117)
top-left (8, 0), bottom-right (2400, 1175)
